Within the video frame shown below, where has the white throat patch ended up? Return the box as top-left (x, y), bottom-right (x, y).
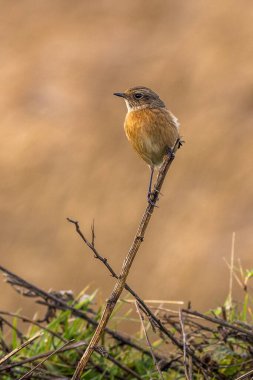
top-left (125, 100), bottom-right (148, 113)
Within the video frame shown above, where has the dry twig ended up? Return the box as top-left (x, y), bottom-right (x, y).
top-left (0, 310), bottom-right (67, 343)
top-left (135, 301), bottom-right (164, 380)
top-left (179, 309), bottom-right (192, 380)
top-left (66, 219), bottom-right (186, 348)
top-left (182, 309), bottom-right (253, 341)
top-left (0, 332), bottom-right (42, 366)
top-left (71, 138), bottom-right (182, 379)
top-left (0, 265), bottom-right (155, 360)
top-left (18, 340), bottom-right (73, 380)
top-left (234, 367), bottom-right (253, 380)
top-left (67, 217), bottom-right (210, 374)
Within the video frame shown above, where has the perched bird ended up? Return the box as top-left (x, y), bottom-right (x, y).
top-left (114, 86), bottom-right (180, 204)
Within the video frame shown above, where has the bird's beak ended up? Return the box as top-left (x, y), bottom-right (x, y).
top-left (113, 92), bottom-right (126, 98)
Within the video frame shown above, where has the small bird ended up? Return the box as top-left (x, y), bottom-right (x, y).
top-left (114, 86), bottom-right (180, 204)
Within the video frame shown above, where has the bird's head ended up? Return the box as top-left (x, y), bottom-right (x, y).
top-left (114, 86), bottom-right (165, 112)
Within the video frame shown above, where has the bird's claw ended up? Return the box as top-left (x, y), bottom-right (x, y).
top-left (147, 192), bottom-right (159, 207)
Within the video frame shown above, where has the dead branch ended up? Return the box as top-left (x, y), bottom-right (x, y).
top-left (93, 345), bottom-right (143, 380)
top-left (0, 342), bottom-right (87, 372)
top-left (18, 340), bottom-right (73, 380)
top-left (234, 367), bottom-right (253, 380)
top-left (0, 339), bottom-right (141, 380)
top-left (0, 332), bottom-right (42, 366)
top-left (67, 217), bottom-right (184, 346)
top-left (1, 264), bottom-right (251, 378)
top-left (71, 138), bottom-right (182, 379)
top-left (182, 309), bottom-right (253, 341)
top-left (0, 310), bottom-right (67, 343)
top-left (0, 315), bottom-right (24, 342)
top-left (67, 175), bottom-right (212, 375)
top-left (0, 265), bottom-right (157, 360)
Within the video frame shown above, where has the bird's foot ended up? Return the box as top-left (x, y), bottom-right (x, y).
top-left (147, 191), bottom-right (159, 207)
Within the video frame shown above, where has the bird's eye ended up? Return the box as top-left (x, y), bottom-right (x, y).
top-left (134, 93), bottom-right (143, 99)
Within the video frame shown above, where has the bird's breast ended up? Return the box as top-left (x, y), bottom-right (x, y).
top-left (124, 107), bottom-right (179, 167)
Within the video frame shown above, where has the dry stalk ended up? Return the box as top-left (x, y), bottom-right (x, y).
top-left (67, 217), bottom-right (209, 372)
top-left (0, 342), bottom-right (88, 372)
top-left (0, 332), bottom-right (42, 366)
top-left (135, 301), bottom-right (164, 380)
top-left (182, 309), bottom-right (253, 340)
top-left (0, 310), bottom-right (67, 343)
top-left (227, 232), bottom-right (236, 309)
top-left (18, 340), bottom-right (73, 380)
top-left (234, 368), bottom-right (253, 380)
top-left (71, 138), bottom-right (181, 379)
top-left (67, 218), bottom-right (184, 349)
top-left (0, 265), bottom-right (152, 359)
top-left (0, 340), bottom-right (142, 380)
top-left (179, 309), bottom-right (192, 380)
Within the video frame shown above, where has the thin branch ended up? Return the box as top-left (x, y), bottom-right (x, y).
top-left (67, 218), bottom-right (184, 345)
top-left (67, 215), bottom-right (206, 372)
top-left (182, 309), bottom-right (253, 340)
top-left (0, 315), bottom-right (24, 342)
top-left (179, 310), bottom-right (192, 380)
top-left (234, 368), bottom-right (253, 380)
top-left (135, 301), bottom-right (164, 380)
top-left (18, 340), bottom-right (74, 380)
top-left (1, 339), bottom-right (141, 380)
top-left (0, 266), bottom-right (156, 360)
top-left (71, 139), bottom-right (182, 379)
top-left (40, 299), bottom-right (161, 359)
top-left (0, 331), bottom-right (42, 365)
top-left (0, 341), bottom-right (88, 372)
top-left (91, 219), bottom-right (95, 248)
top-left (0, 310), bottom-right (67, 343)
top-left (93, 345), bottom-right (143, 380)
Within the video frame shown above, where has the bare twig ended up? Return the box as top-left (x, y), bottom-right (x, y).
top-left (67, 218), bottom-right (185, 346)
top-left (91, 219), bottom-right (95, 248)
top-left (179, 310), bottom-right (192, 380)
top-left (0, 310), bottom-right (67, 343)
top-left (67, 213), bottom-right (207, 372)
top-left (0, 315), bottom-right (24, 341)
top-left (234, 368), bottom-right (253, 380)
top-left (182, 309), bottom-right (253, 340)
top-left (135, 301), bottom-right (164, 380)
top-left (0, 341), bottom-right (88, 372)
top-left (71, 138), bottom-right (182, 379)
top-left (0, 266), bottom-right (156, 360)
top-left (0, 339), bottom-right (141, 380)
top-left (0, 331), bottom-right (42, 365)
top-left (93, 345), bottom-right (143, 380)
top-left (2, 265), bottom-right (249, 377)
top-left (18, 340), bottom-right (73, 380)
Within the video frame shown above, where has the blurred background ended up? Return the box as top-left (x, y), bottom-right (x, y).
top-left (0, 0), bottom-right (253, 316)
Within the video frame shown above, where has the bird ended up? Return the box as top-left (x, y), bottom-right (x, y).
top-left (114, 86), bottom-right (181, 204)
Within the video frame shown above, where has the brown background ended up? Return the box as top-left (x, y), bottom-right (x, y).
top-left (0, 1), bottom-right (253, 315)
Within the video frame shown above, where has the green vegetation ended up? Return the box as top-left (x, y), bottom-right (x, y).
top-left (0, 264), bottom-right (253, 379)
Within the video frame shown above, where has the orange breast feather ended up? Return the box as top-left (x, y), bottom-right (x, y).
top-left (124, 108), bottom-right (179, 167)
